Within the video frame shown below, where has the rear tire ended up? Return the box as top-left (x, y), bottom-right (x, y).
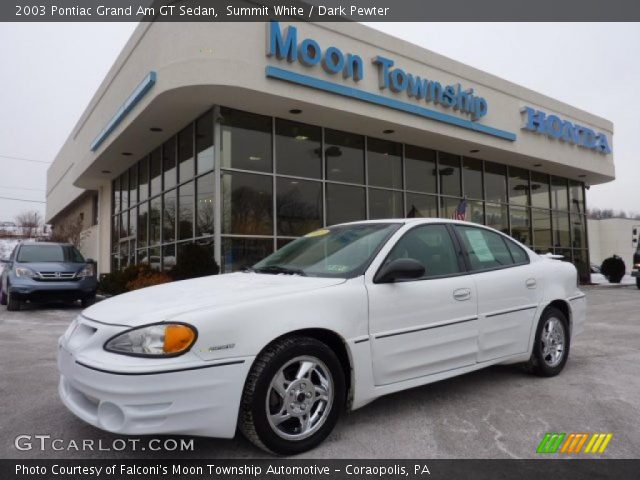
top-left (525, 307), bottom-right (570, 377)
top-left (7, 292), bottom-right (21, 311)
top-left (239, 336), bottom-right (345, 455)
top-left (636, 278), bottom-right (640, 290)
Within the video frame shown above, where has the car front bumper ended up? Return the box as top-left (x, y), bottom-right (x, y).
top-left (10, 276), bottom-right (97, 301)
top-left (57, 318), bottom-right (253, 438)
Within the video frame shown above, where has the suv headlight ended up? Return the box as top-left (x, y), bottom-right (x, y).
top-left (15, 267), bottom-right (37, 278)
top-left (77, 264), bottom-right (95, 278)
top-left (104, 323), bottom-right (197, 357)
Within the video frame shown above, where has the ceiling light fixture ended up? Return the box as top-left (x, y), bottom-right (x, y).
top-left (150, 127), bottom-right (163, 132)
top-left (289, 109), bottom-right (302, 114)
top-left (122, 152), bottom-right (132, 156)
top-left (383, 129), bottom-right (394, 134)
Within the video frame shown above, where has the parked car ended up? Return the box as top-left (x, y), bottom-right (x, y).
top-left (57, 219), bottom-right (584, 455)
top-left (632, 247), bottom-right (640, 289)
top-left (0, 241), bottom-right (97, 311)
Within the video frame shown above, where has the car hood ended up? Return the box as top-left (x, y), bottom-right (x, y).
top-left (83, 272), bottom-right (346, 326)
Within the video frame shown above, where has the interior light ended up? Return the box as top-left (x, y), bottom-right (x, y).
top-left (249, 156), bottom-right (262, 161)
top-left (294, 135), bottom-right (309, 141)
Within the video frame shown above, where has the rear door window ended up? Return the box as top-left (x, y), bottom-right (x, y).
top-left (455, 226), bottom-right (515, 271)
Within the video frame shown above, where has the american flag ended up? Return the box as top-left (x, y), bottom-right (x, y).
top-left (453, 198), bottom-right (467, 221)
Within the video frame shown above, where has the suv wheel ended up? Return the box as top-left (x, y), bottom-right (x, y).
top-left (525, 307), bottom-right (570, 376)
top-left (636, 278), bottom-right (640, 290)
top-left (239, 336), bottom-right (345, 455)
top-left (0, 283), bottom-right (6, 306)
top-left (7, 291), bottom-right (21, 312)
top-left (81, 294), bottom-right (96, 308)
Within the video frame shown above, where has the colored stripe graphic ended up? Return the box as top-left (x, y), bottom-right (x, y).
top-left (537, 433), bottom-right (565, 453)
top-left (538, 432), bottom-right (613, 454)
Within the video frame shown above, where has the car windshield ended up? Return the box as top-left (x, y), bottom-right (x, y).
top-left (17, 245), bottom-right (85, 263)
top-left (252, 223), bottom-right (401, 278)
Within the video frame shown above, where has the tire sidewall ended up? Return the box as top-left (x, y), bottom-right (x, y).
top-left (532, 307), bottom-right (570, 376)
top-left (249, 339), bottom-right (345, 455)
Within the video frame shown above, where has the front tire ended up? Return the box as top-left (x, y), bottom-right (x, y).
top-left (7, 291), bottom-right (21, 311)
top-left (81, 294), bottom-right (96, 308)
top-left (239, 336), bottom-right (345, 455)
top-left (525, 307), bottom-right (570, 376)
top-left (636, 278), bottom-right (640, 290)
top-left (0, 283), bottom-right (6, 306)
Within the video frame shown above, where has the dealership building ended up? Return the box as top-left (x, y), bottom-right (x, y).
top-left (46, 20), bottom-right (615, 280)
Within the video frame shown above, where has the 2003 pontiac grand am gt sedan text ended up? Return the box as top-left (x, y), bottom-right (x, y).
top-left (58, 219), bottom-right (585, 455)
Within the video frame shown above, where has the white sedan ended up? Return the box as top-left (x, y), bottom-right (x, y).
top-left (58, 219), bottom-right (585, 455)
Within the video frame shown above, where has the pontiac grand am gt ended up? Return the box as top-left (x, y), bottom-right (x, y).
top-left (58, 219), bottom-right (585, 454)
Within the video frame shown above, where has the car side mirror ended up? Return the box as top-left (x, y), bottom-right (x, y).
top-left (86, 258), bottom-right (95, 264)
top-left (375, 258), bottom-right (426, 284)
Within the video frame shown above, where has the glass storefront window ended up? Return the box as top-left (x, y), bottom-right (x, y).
top-left (222, 237), bottom-right (274, 273)
top-left (178, 181), bottom-right (194, 240)
top-left (462, 157), bottom-right (483, 199)
top-left (150, 148), bottom-right (162, 197)
top-left (178, 124), bottom-right (194, 182)
top-left (571, 214), bottom-right (586, 250)
top-left (221, 107), bottom-right (272, 173)
top-left (222, 171), bottom-right (273, 235)
top-left (325, 129), bottom-right (364, 184)
top-left (510, 206), bottom-right (531, 245)
top-left (120, 170), bottom-right (129, 211)
top-left (163, 137), bottom-right (176, 190)
top-left (369, 188), bottom-right (403, 219)
top-left (196, 173), bottom-right (215, 237)
top-left (275, 119), bottom-right (322, 179)
top-left (120, 209), bottom-right (129, 238)
top-left (367, 138), bottom-right (402, 189)
top-left (467, 200), bottom-right (485, 224)
top-left (439, 197), bottom-right (463, 220)
top-left (553, 211), bottom-right (570, 248)
top-left (569, 180), bottom-right (585, 214)
top-left (438, 152), bottom-right (461, 197)
top-left (551, 176), bottom-right (569, 211)
top-left (406, 193), bottom-right (437, 218)
top-left (485, 202), bottom-right (509, 233)
top-left (113, 177), bottom-right (121, 214)
top-left (530, 171), bottom-right (550, 209)
top-left (137, 202), bottom-right (148, 248)
top-left (163, 244), bottom-right (176, 272)
top-left (509, 167), bottom-right (530, 206)
top-left (196, 112), bottom-right (214, 174)
top-left (405, 145), bottom-right (437, 194)
top-left (149, 197), bottom-right (161, 245)
top-left (163, 189), bottom-right (176, 243)
top-left (485, 162), bottom-right (507, 204)
top-left (129, 165), bottom-right (138, 206)
top-left (138, 156), bottom-right (149, 202)
top-left (277, 178), bottom-right (323, 236)
top-left (532, 208), bottom-right (551, 249)
top-left (326, 183), bottom-right (365, 225)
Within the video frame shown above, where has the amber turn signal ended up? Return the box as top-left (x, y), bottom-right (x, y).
top-left (163, 324), bottom-right (196, 354)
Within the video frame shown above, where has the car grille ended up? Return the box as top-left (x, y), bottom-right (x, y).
top-left (36, 271), bottom-right (78, 281)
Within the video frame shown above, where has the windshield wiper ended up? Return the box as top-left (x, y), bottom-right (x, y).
top-left (252, 265), bottom-right (307, 276)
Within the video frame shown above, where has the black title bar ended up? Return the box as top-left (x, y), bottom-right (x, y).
top-left (3, 0), bottom-right (640, 22)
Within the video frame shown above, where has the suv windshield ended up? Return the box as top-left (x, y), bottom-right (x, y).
top-left (17, 245), bottom-right (85, 263)
top-left (252, 223), bottom-right (400, 278)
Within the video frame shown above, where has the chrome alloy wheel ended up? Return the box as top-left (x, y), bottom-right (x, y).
top-left (265, 355), bottom-right (334, 441)
top-left (541, 317), bottom-right (566, 367)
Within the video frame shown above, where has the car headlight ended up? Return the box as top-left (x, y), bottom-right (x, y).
top-left (77, 264), bottom-right (95, 278)
top-left (104, 323), bottom-right (197, 357)
top-left (634, 263), bottom-right (640, 269)
top-left (15, 267), bottom-right (37, 278)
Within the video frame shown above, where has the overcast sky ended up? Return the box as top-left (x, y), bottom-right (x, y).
top-left (1, 22), bottom-right (638, 222)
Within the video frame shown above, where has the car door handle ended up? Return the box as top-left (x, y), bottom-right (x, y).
top-left (526, 278), bottom-right (537, 289)
top-left (453, 288), bottom-right (472, 301)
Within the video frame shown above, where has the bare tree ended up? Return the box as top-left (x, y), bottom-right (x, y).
top-left (50, 215), bottom-right (85, 247)
top-left (14, 211), bottom-right (42, 238)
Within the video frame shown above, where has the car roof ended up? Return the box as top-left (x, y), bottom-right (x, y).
top-left (334, 218), bottom-right (479, 227)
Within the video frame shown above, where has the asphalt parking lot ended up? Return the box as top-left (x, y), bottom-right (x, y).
top-left (1, 286), bottom-right (639, 459)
